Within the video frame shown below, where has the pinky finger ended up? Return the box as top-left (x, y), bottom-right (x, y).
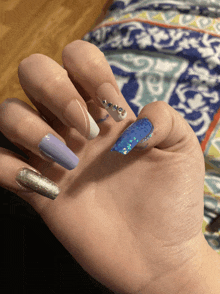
top-left (0, 148), bottom-right (60, 201)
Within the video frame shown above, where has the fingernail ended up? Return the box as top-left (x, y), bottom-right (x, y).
top-left (16, 168), bottom-right (60, 200)
top-left (96, 83), bottom-right (127, 122)
top-left (64, 100), bottom-right (100, 140)
top-left (110, 117), bottom-right (154, 155)
top-left (85, 108), bottom-right (100, 140)
top-left (39, 134), bottom-right (79, 170)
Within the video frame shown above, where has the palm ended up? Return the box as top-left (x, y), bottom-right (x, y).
top-left (20, 100), bottom-right (205, 293)
top-left (3, 40), bottom-right (205, 293)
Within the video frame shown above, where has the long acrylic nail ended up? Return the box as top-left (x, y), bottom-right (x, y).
top-left (110, 117), bottom-right (154, 155)
top-left (39, 134), bottom-right (79, 170)
top-left (16, 168), bottom-right (60, 200)
top-left (96, 83), bottom-right (127, 122)
top-left (64, 100), bottom-right (100, 140)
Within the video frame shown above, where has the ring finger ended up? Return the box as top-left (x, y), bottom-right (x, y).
top-left (0, 97), bottom-right (82, 204)
top-left (0, 97), bottom-right (80, 171)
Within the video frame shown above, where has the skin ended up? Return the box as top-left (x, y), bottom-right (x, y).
top-left (0, 40), bottom-right (210, 294)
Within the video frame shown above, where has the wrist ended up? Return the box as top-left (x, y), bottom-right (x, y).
top-left (178, 237), bottom-right (220, 294)
top-left (138, 234), bottom-right (220, 294)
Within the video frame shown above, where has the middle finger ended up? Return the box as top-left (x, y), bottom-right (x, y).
top-left (18, 54), bottom-right (100, 141)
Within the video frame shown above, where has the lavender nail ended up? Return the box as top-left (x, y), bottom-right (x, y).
top-left (39, 134), bottom-right (79, 170)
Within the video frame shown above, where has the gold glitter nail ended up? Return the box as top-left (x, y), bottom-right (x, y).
top-left (16, 168), bottom-right (60, 200)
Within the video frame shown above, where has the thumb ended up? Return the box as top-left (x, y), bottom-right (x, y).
top-left (110, 101), bottom-right (198, 155)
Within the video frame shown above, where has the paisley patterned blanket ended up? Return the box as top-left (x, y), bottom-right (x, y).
top-left (83, 0), bottom-right (220, 254)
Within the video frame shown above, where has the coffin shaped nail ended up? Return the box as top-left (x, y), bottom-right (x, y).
top-left (39, 134), bottom-right (79, 170)
top-left (16, 168), bottom-right (60, 200)
top-left (110, 118), bottom-right (154, 155)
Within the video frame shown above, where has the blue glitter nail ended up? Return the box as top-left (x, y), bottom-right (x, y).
top-left (110, 118), bottom-right (154, 155)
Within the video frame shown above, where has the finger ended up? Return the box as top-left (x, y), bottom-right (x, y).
top-left (62, 40), bottom-right (135, 123)
top-left (0, 129), bottom-right (30, 159)
top-left (0, 148), bottom-right (60, 201)
top-left (18, 54), bottom-right (100, 140)
top-left (110, 101), bottom-right (201, 155)
top-left (0, 98), bottom-right (79, 170)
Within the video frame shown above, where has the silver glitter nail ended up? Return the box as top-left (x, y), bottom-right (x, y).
top-left (16, 168), bottom-right (60, 200)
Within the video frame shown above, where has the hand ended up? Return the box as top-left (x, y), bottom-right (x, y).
top-left (0, 40), bottom-right (207, 294)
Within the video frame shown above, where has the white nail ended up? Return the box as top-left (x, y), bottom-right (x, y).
top-left (104, 104), bottom-right (127, 122)
top-left (86, 110), bottom-right (100, 140)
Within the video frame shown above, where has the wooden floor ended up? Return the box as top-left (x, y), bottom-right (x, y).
top-left (0, 0), bottom-right (110, 107)
top-left (0, 0), bottom-right (213, 171)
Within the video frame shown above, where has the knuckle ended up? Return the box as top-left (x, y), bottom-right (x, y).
top-left (19, 53), bottom-right (67, 99)
top-left (158, 101), bottom-right (173, 121)
top-left (63, 40), bottom-right (91, 56)
top-left (153, 100), bottom-right (168, 108)
top-left (80, 58), bottom-right (105, 82)
top-left (0, 98), bottom-right (19, 114)
top-left (63, 40), bottom-right (105, 73)
top-left (18, 56), bottom-right (29, 70)
top-left (13, 115), bottom-right (36, 141)
top-left (86, 54), bottom-right (105, 69)
top-left (19, 53), bottom-right (44, 70)
top-left (63, 39), bottom-right (85, 51)
top-left (0, 98), bottom-right (32, 138)
top-left (40, 73), bottom-right (66, 95)
top-left (151, 101), bottom-right (171, 116)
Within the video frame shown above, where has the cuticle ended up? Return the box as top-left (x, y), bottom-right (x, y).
top-left (16, 167), bottom-right (37, 175)
top-left (15, 167), bottom-right (39, 192)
